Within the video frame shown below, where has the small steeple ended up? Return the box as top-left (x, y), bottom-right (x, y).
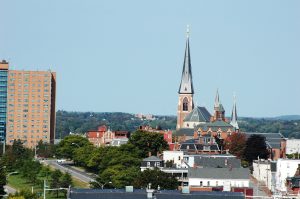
top-left (230, 94), bottom-right (239, 130)
top-left (178, 25), bottom-right (194, 94)
top-left (214, 89), bottom-right (220, 108)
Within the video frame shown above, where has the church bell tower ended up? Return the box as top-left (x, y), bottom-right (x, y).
top-left (177, 26), bottom-right (194, 130)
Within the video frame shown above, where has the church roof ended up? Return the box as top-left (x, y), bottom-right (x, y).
top-left (174, 128), bottom-right (195, 136)
top-left (184, 106), bottom-right (211, 123)
top-left (178, 35), bottom-right (194, 94)
top-left (197, 120), bottom-right (233, 131)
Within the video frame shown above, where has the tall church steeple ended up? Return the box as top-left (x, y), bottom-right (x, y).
top-left (177, 26), bottom-right (194, 130)
top-left (230, 94), bottom-right (239, 131)
top-left (178, 26), bottom-right (194, 94)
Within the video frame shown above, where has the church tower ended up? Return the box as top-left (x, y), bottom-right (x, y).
top-left (230, 94), bottom-right (239, 131)
top-left (177, 27), bottom-right (194, 130)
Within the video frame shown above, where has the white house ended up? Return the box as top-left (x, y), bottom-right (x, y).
top-left (163, 151), bottom-right (184, 168)
top-left (286, 139), bottom-right (300, 155)
top-left (188, 168), bottom-right (250, 191)
top-left (276, 159), bottom-right (300, 192)
top-left (252, 159), bottom-right (276, 192)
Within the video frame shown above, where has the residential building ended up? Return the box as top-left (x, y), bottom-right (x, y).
top-left (275, 159), bottom-right (300, 192)
top-left (140, 156), bottom-right (164, 171)
top-left (188, 167), bottom-right (250, 190)
top-left (163, 151), bottom-right (184, 168)
top-left (110, 138), bottom-right (128, 147)
top-left (252, 159), bottom-right (276, 192)
top-left (86, 125), bottom-right (114, 147)
top-left (0, 60), bottom-right (8, 143)
top-left (286, 138), bottom-right (300, 155)
top-left (5, 61), bottom-right (56, 148)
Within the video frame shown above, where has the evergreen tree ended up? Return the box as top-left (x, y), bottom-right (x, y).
top-left (0, 161), bottom-right (6, 198)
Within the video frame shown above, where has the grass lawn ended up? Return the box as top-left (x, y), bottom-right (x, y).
top-left (8, 173), bottom-right (88, 199)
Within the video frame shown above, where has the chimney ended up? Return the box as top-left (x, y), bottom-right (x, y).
top-left (146, 183), bottom-right (155, 199)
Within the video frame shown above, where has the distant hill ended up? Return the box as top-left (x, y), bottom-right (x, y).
top-left (55, 111), bottom-right (300, 139)
top-left (272, 115), bottom-right (300, 121)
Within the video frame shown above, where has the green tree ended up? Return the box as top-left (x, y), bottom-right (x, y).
top-left (2, 140), bottom-right (32, 171)
top-left (39, 165), bottom-right (51, 180)
top-left (73, 144), bottom-right (95, 167)
top-left (133, 168), bottom-right (178, 190)
top-left (129, 130), bottom-right (169, 158)
top-left (244, 134), bottom-right (269, 163)
top-left (50, 169), bottom-right (62, 198)
top-left (224, 132), bottom-right (246, 159)
top-left (60, 173), bottom-right (72, 197)
top-left (20, 160), bottom-right (41, 184)
top-left (0, 161), bottom-right (6, 198)
top-left (36, 140), bottom-right (56, 158)
top-left (55, 135), bottom-right (92, 159)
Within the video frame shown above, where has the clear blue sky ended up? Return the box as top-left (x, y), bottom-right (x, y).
top-left (1, 0), bottom-right (299, 117)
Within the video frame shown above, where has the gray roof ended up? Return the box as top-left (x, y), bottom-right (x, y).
top-left (184, 106), bottom-right (211, 123)
top-left (143, 156), bottom-right (162, 162)
top-left (70, 189), bottom-right (245, 199)
top-left (180, 143), bottom-right (219, 151)
top-left (194, 156), bottom-right (241, 168)
top-left (188, 168), bottom-right (249, 179)
top-left (178, 37), bottom-right (194, 94)
top-left (174, 128), bottom-right (195, 136)
top-left (197, 121), bottom-right (233, 131)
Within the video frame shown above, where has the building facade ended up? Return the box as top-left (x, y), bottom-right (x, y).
top-left (0, 61), bottom-right (8, 143)
top-left (5, 61), bottom-right (56, 148)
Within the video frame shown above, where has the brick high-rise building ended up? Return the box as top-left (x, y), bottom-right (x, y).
top-left (3, 61), bottom-right (56, 148)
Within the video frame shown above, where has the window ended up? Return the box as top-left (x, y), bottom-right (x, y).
top-left (207, 181), bottom-right (210, 187)
top-left (183, 97), bottom-right (188, 111)
top-left (200, 181), bottom-right (203, 187)
top-left (156, 162), bottom-right (160, 167)
top-left (147, 162), bottom-right (150, 167)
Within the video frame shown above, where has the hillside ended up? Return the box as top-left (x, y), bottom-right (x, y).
top-left (55, 111), bottom-right (300, 139)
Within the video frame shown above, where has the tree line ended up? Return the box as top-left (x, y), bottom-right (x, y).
top-left (0, 140), bottom-right (72, 199)
top-left (55, 131), bottom-right (178, 190)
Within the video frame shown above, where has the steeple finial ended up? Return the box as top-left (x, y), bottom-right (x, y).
top-left (186, 25), bottom-right (190, 38)
top-left (230, 93), bottom-right (239, 130)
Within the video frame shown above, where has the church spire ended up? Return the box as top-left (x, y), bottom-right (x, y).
top-left (230, 94), bottom-right (239, 130)
top-left (214, 89), bottom-right (220, 108)
top-left (178, 25), bottom-right (194, 94)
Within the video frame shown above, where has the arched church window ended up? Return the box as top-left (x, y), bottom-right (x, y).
top-left (183, 97), bottom-right (188, 111)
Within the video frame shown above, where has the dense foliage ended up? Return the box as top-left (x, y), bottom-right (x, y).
top-left (0, 160), bottom-right (6, 198)
top-left (55, 110), bottom-right (176, 138)
top-left (2, 140), bottom-right (72, 198)
top-left (224, 133), bottom-right (246, 159)
top-left (133, 168), bottom-right (179, 189)
top-left (57, 131), bottom-right (177, 189)
top-left (244, 135), bottom-right (269, 163)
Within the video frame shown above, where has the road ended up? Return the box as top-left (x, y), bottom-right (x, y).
top-left (4, 185), bottom-right (17, 194)
top-left (42, 159), bottom-right (95, 184)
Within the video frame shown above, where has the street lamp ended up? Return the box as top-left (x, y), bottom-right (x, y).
top-left (90, 180), bottom-right (112, 189)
